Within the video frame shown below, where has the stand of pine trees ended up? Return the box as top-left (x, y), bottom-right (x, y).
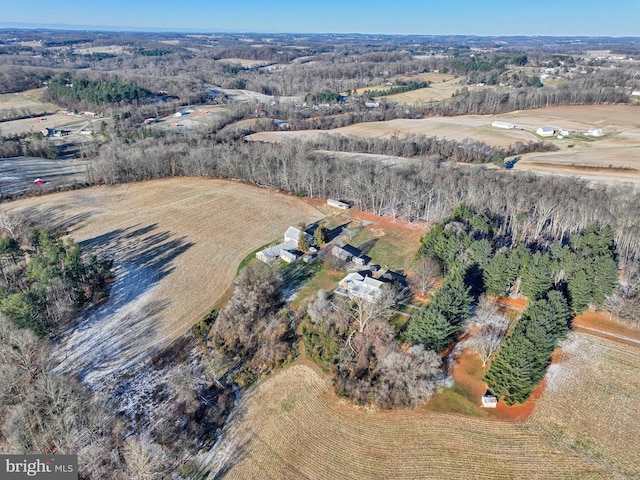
top-left (408, 205), bottom-right (619, 404)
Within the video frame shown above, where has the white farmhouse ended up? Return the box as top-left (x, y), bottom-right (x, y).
top-left (335, 272), bottom-right (384, 302)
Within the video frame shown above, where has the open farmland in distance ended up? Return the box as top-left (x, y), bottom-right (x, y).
top-left (3, 178), bottom-right (323, 380)
top-left (249, 105), bottom-right (640, 186)
top-left (0, 88), bottom-right (59, 118)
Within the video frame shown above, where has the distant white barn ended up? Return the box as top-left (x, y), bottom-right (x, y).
top-left (536, 126), bottom-right (556, 137)
top-left (587, 128), bottom-right (604, 137)
top-left (492, 121), bottom-right (516, 129)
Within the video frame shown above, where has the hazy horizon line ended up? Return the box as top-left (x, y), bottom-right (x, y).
top-left (1, 22), bottom-right (639, 39)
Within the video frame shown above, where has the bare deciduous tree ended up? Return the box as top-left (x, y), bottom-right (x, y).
top-left (409, 257), bottom-right (440, 296)
top-left (470, 323), bottom-right (507, 367)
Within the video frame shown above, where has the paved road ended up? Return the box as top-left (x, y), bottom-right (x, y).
top-left (0, 156), bottom-right (89, 197)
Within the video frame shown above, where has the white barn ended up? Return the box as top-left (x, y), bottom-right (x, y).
top-left (284, 226), bottom-right (313, 245)
top-left (536, 126), bottom-right (555, 137)
top-left (492, 121), bottom-right (516, 129)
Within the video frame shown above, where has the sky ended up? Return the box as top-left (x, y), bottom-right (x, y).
top-left (1, 0), bottom-right (639, 36)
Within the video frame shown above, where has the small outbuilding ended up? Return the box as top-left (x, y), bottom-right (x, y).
top-left (327, 199), bottom-right (350, 210)
top-left (280, 250), bottom-right (299, 263)
top-left (492, 121), bottom-right (516, 129)
top-left (536, 126), bottom-right (555, 137)
top-left (332, 245), bottom-right (354, 262)
top-left (587, 128), bottom-right (604, 137)
top-left (481, 395), bottom-right (498, 408)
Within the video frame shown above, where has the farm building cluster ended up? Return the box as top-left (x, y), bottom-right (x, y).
top-left (41, 127), bottom-right (70, 137)
top-left (535, 126), bottom-right (603, 138)
top-left (491, 120), bottom-right (605, 139)
top-left (331, 243), bottom-right (407, 302)
top-left (256, 226), bottom-right (313, 264)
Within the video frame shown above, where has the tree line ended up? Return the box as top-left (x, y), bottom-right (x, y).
top-left (87, 135), bottom-right (640, 267)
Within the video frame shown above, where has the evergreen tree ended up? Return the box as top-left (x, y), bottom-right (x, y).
top-left (405, 273), bottom-right (471, 352)
top-left (429, 274), bottom-right (472, 323)
top-left (313, 224), bottom-right (328, 246)
top-left (567, 266), bottom-right (591, 314)
top-left (520, 252), bottom-right (553, 300)
top-left (545, 290), bottom-right (571, 340)
top-left (591, 255), bottom-right (618, 307)
top-left (405, 307), bottom-right (457, 352)
top-left (484, 252), bottom-right (510, 296)
top-left (297, 229), bottom-right (308, 252)
top-left (484, 332), bottom-right (538, 405)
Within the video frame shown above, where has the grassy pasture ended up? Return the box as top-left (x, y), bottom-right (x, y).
top-left (0, 88), bottom-right (59, 118)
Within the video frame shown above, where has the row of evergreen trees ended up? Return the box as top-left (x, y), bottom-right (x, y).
top-left (406, 205), bottom-right (618, 404)
top-left (484, 291), bottom-right (570, 404)
top-left (45, 72), bottom-right (149, 107)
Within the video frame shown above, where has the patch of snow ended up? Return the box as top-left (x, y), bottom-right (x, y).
top-left (53, 262), bottom-right (164, 386)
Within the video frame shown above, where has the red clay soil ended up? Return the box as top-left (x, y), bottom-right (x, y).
top-left (442, 347), bottom-right (565, 422)
top-left (489, 295), bottom-right (528, 311)
top-left (347, 208), bottom-right (425, 232)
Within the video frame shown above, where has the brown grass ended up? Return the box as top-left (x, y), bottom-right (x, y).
top-left (4, 178), bottom-right (323, 345)
top-left (205, 363), bottom-right (604, 479)
top-left (0, 88), bottom-right (59, 115)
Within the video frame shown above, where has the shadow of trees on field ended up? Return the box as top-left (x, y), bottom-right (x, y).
top-left (55, 223), bottom-right (194, 381)
top-left (77, 223), bottom-right (194, 317)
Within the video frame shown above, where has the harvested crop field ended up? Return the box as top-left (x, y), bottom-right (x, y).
top-left (0, 88), bottom-right (59, 115)
top-left (249, 105), bottom-right (640, 149)
top-left (3, 178), bottom-right (323, 381)
top-left (528, 333), bottom-right (640, 478)
top-left (248, 115), bottom-right (539, 148)
top-left (249, 105), bottom-right (640, 186)
top-left (205, 364), bottom-right (605, 480)
top-left (514, 146), bottom-right (640, 186)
